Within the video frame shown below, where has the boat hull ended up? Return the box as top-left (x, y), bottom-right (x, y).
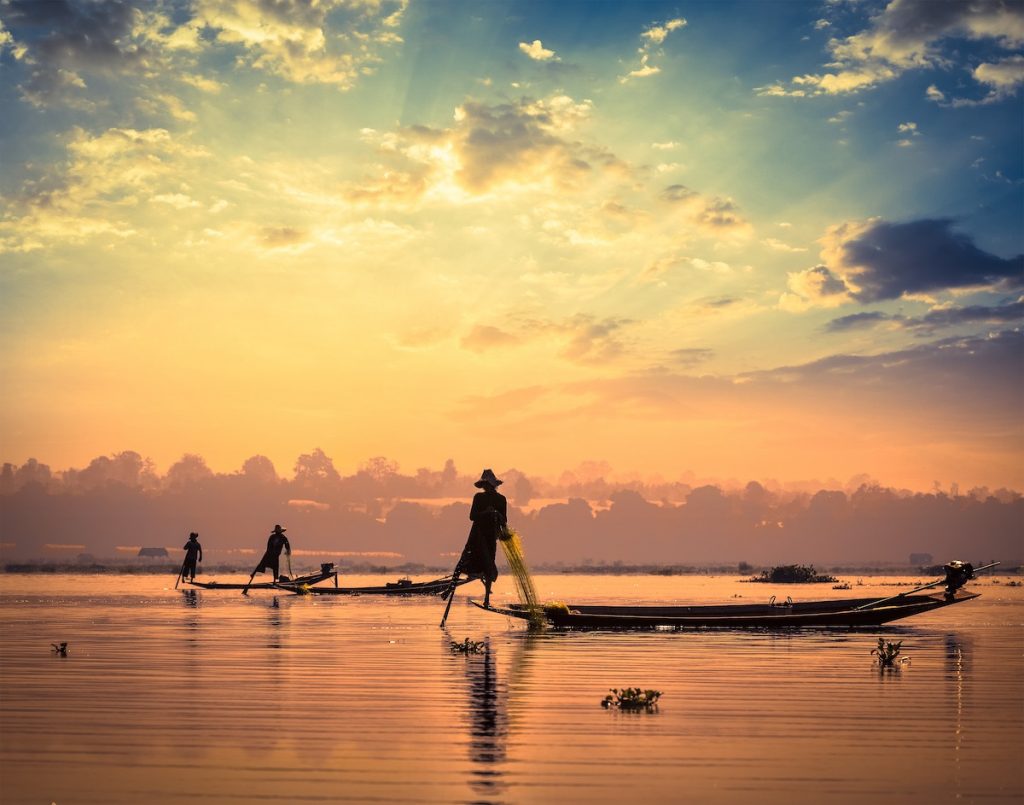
top-left (184, 568), bottom-right (337, 590)
top-left (474, 591), bottom-right (980, 629)
top-left (309, 576), bottom-right (470, 597)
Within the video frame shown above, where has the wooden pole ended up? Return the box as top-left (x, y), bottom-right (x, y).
top-left (174, 558), bottom-right (187, 589)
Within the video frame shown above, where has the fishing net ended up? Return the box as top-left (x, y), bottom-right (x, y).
top-left (500, 528), bottom-right (545, 628)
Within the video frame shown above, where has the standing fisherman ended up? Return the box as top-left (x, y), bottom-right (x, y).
top-left (242, 525), bottom-right (292, 595)
top-left (181, 532), bottom-right (202, 583)
top-left (451, 470), bottom-right (508, 610)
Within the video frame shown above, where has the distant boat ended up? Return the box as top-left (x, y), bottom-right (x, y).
top-left (185, 564), bottom-right (337, 590)
top-left (305, 575), bottom-right (471, 597)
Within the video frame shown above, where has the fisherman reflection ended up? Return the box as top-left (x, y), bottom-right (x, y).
top-left (463, 638), bottom-right (508, 798)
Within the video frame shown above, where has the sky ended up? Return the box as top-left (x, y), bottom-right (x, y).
top-left (1, 0), bottom-right (1022, 492)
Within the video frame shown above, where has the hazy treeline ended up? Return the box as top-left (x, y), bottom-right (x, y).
top-left (1, 450), bottom-right (1021, 566)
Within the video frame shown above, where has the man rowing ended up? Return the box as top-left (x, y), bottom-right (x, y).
top-left (242, 524), bottom-right (292, 595)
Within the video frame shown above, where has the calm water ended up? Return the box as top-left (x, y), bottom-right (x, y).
top-left (1, 572), bottom-right (1022, 804)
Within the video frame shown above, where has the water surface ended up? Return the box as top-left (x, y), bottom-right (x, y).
top-left (2, 573), bottom-right (1022, 804)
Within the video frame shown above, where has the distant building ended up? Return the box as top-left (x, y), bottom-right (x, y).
top-left (138, 547), bottom-right (169, 558)
top-left (909, 552), bottom-right (933, 566)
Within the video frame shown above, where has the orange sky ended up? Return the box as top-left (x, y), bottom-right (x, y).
top-left (1, 0), bottom-right (1022, 492)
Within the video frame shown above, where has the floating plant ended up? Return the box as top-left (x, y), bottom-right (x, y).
top-left (601, 687), bottom-right (662, 712)
top-left (872, 638), bottom-right (909, 669)
top-left (450, 638), bottom-right (486, 655)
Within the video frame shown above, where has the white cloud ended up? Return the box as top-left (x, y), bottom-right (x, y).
top-left (641, 18), bottom-right (687, 45)
top-left (519, 40), bottom-right (558, 61)
top-left (763, 0), bottom-right (1024, 97)
top-left (621, 17), bottom-right (687, 83)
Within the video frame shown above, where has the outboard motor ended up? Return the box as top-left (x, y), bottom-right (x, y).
top-left (943, 560), bottom-right (975, 600)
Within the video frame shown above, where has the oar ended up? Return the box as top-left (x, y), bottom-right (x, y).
top-left (174, 558), bottom-right (188, 589)
top-left (854, 561), bottom-right (1000, 611)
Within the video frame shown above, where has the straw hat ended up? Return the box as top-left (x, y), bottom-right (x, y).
top-left (474, 469), bottom-right (503, 488)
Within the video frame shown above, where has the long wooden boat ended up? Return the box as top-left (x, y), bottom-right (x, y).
top-left (307, 575), bottom-right (471, 597)
top-left (184, 565), bottom-right (337, 591)
top-left (472, 590), bottom-right (980, 629)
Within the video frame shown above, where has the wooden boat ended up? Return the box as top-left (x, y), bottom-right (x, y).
top-left (307, 575), bottom-right (471, 597)
top-left (472, 590), bottom-right (981, 629)
top-left (185, 564), bottom-right (338, 591)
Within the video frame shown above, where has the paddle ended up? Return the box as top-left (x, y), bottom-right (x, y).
top-left (174, 558), bottom-right (187, 589)
top-left (854, 561), bottom-right (1000, 611)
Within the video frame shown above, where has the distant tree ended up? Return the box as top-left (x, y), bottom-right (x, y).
top-left (294, 448), bottom-right (341, 486)
top-left (360, 456), bottom-right (399, 482)
top-left (241, 454), bottom-right (279, 484)
top-left (165, 454), bottom-right (214, 489)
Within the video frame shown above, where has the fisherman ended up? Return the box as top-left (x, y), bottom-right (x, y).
top-left (453, 469), bottom-right (508, 608)
top-left (242, 524), bottom-right (292, 595)
top-left (181, 531), bottom-right (202, 583)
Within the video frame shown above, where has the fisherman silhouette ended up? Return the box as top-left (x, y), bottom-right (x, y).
top-left (451, 469), bottom-right (508, 609)
top-left (242, 525), bottom-right (292, 595)
top-left (181, 532), bottom-right (202, 583)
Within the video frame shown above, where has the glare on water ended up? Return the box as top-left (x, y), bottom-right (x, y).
top-left (1, 573), bottom-right (1022, 804)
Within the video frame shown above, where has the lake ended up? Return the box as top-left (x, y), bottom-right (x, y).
top-left (1, 572), bottom-right (1021, 804)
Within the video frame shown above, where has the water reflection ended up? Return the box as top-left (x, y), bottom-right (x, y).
top-left (180, 589), bottom-right (200, 608)
top-left (457, 637), bottom-right (508, 802)
top-left (945, 633), bottom-right (972, 799)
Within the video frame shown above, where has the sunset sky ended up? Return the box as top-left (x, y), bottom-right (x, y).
top-left (1, 0), bottom-right (1022, 491)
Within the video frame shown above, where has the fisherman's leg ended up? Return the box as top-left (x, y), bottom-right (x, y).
top-left (483, 579), bottom-right (492, 608)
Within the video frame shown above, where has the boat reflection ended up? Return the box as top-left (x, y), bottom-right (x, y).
top-left (945, 632), bottom-right (972, 799)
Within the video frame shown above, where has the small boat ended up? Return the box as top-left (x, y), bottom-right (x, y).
top-left (306, 575), bottom-right (471, 597)
top-left (474, 590), bottom-right (979, 629)
top-left (474, 561), bottom-right (996, 630)
top-left (185, 563), bottom-right (338, 591)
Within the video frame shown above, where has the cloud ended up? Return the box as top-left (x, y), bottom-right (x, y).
top-left (660, 184), bottom-right (751, 237)
top-left (620, 16), bottom-right (687, 83)
top-left (0, 126), bottom-right (209, 251)
top-left (825, 311), bottom-right (893, 332)
top-left (759, 0), bottom-right (1024, 98)
top-left (345, 95), bottom-right (627, 204)
top-left (461, 325), bottom-right (521, 352)
top-left (669, 347), bottom-right (714, 367)
top-left (459, 314), bottom-right (634, 365)
top-left (822, 218), bottom-right (1024, 302)
top-left (781, 265), bottom-right (851, 310)
top-left (519, 39), bottom-right (558, 61)
top-left (194, 0), bottom-right (407, 88)
top-left (2, 0), bottom-right (147, 107)
top-left (642, 18), bottom-right (687, 45)
top-left (762, 237), bottom-right (808, 253)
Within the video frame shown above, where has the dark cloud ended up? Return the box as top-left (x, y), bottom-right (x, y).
top-left (826, 299), bottom-right (1024, 333)
top-left (661, 184), bottom-right (698, 202)
top-left (836, 218), bottom-right (1023, 302)
top-left (826, 311), bottom-right (892, 332)
top-left (3, 0), bottom-right (146, 106)
top-left (916, 299), bottom-right (1024, 328)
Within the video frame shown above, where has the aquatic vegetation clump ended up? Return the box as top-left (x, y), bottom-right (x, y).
top-left (500, 528), bottom-right (545, 628)
top-left (450, 638), bottom-right (486, 655)
top-left (602, 688), bottom-right (662, 712)
top-left (872, 638), bottom-right (909, 669)
top-left (751, 564), bottom-right (838, 583)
